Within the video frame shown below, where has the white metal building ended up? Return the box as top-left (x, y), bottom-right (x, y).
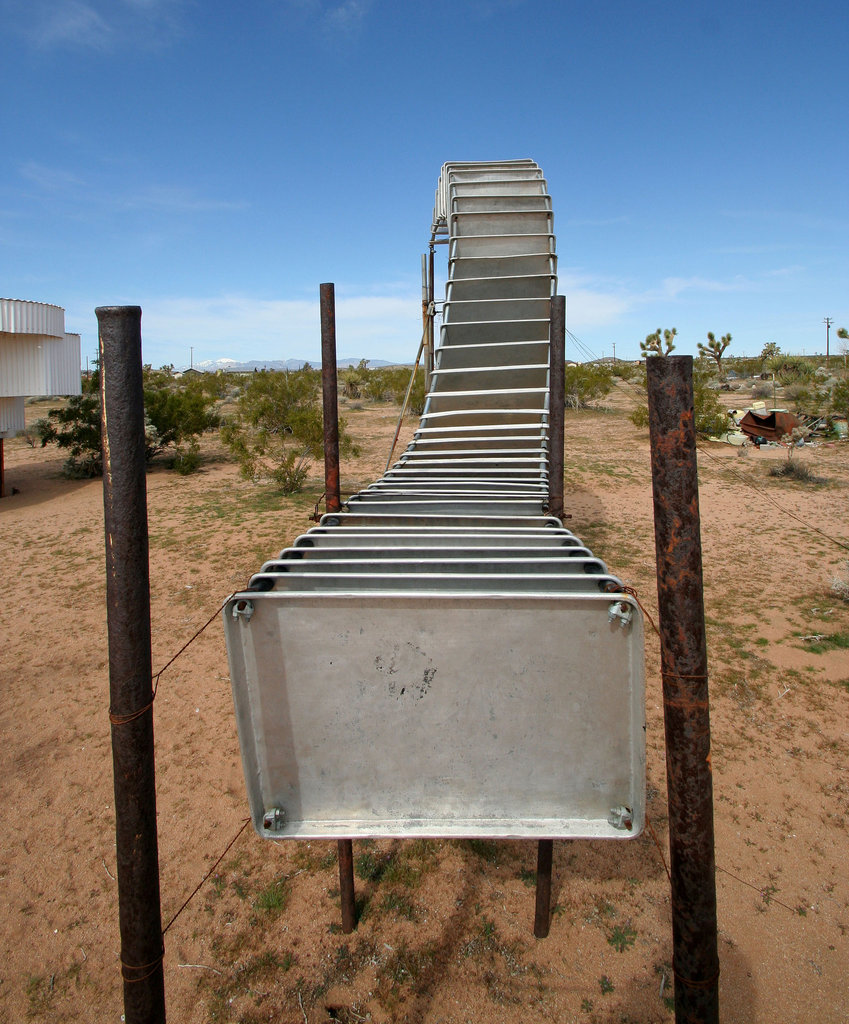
top-left (0, 298), bottom-right (81, 438)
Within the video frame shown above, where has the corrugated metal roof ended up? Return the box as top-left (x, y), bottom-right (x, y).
top-left (0, 298), bottom-right (64, 338)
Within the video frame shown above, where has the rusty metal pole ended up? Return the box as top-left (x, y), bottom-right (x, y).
top-left (338, 837), bottom-right (356, 933)
top-left (427, 244), bottom-right (435, 389)
top-left (320, 283), bottom-right (341, 515)
top-left (532, 295), bottom-right (565, 938)
top-left (319, 284), bottom-right (355, 928)
top-left (646, 355), bottom-right (719, 1024)
top-left (97, 306), bottom-right (166, 1024)
top-left (548, 295), bottom-right (565, 520)
top-left (533, 839), bottom-right (553, 938)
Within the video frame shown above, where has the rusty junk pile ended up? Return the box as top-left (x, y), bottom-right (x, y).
top-left (222, 160), bottom-right (646, 844)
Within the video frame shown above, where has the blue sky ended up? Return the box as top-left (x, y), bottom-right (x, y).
top-left (2, 0), bottom-right (847, 369)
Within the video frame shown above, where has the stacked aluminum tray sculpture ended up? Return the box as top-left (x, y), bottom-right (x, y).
top-left (224, 160), bottom-right (645, 841)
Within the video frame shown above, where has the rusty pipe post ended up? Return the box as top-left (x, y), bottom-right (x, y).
top-left (338, 839), bottom-right (356, 933)
top-left (97, 306), bottom-right (166, 1024)
top-left (320, 283), bottom-right (353, 927)
top-left (427, 244), bottom-right (436, 390)
top-left (533, 839), bottom-right (553, 938)
top-left (320, 283), bottom-right (341, 514)
top-left (548, 296), bottom-right (565, 520)
top-left (646, 355), bottom-right (719, 1024)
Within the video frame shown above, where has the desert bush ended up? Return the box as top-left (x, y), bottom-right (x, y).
top-left (35, 379), bottom-right (102, 477)
top-left (36, 366), bottom-right (220, 477)
top-left (564, 363), bottom-right (614, 409)
top-left (831, 562), bottom-right (849, 603)
top-left (831, 377), bottom-right (849, 419)
top-left (340, 360), bottom-right (370, 399)
top-left (768, 461), bottom-right (825, 484)
top-left (767, 355), bottom-right (815, 385)
top-left (169, 439), bottom-right (202, 476)
top-left (221, 367), bottom-right (359, 493)
top-left (612, 361), bottom-right (639, 382)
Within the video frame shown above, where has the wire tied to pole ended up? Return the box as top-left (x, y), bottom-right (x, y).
top-left (107, 597), bottom-right (234, 727)
top-left (121, 942), bottom-right (165, 983)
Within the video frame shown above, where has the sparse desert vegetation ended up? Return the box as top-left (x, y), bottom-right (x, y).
top-left (1, 374), bottom-right (848, 1023)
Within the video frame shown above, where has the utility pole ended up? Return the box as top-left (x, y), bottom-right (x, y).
top-left (190, 346), bottom-right (194, 370)
top-left (612, 342), bottom-right (616, 364)
top-left (824, 318), bottom-right (832, 370)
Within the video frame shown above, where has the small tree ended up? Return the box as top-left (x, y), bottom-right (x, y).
top-left (35, 372), bottom-right (103, 478)
top-left (760, 341), bottom-right (780, 364)
top-left (640, 327), bottom-right (677, 358)
top-left (36, 365), bottom-right (220, 478)
top-left (221, 367), bottom-right (359, 493)
top-left (697, 331), bottom-right (732, 377)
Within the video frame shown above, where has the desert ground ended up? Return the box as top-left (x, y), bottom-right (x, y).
top-left (1, 384), bottom-right (848, 1024)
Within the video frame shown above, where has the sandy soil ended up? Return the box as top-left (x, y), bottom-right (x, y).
top-left (1, 389), bottom-right (848, 1024)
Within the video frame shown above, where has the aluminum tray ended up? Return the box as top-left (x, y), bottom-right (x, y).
top-left (223, 591), bottom-right (644, 841)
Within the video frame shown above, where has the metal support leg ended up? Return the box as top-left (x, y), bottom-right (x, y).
top-left (533, 839), bottom-right (553, 938)
top-left (320, 283), bottom-right (341, 514)
top-left (338, 839), bottom-right (356, 933)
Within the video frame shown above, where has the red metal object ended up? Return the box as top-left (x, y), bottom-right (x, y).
top-left (646, 355), bottom-right (719, 1024)
top-left (738, 408), bottom-right (798, 444)
top-left (320, 283), bottom-right (341, 514)
top-left (97, 305), bottom-right (166, 1024)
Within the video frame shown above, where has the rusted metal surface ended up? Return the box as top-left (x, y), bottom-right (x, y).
top-left (548, 296), bottom-right (565, 520)
top-left (738, 408), bottom-right (798, 444)
top-left (338, 839), bottom-right (356, 933)
top-left (646, 355), bottom-right (719, 1024)
top-left (97, 305), bottom-right (166, 1024)
top-left (533, 839), bottom-right (553, 938)
top-left (320, 283), bottom-right (341, 514)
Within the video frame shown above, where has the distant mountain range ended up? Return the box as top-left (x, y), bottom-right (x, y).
top-left (181, 357), bottom-right (402, 372)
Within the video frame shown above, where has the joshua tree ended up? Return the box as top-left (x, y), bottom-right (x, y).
top-left (641, 327), bottom-right (677, 358)
top-left (760, 341), bottom-right (780, 364)
top-left (698, 331), bottom-right (732, 377)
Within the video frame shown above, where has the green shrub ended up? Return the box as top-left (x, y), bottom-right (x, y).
top-left (564, 363), bottom-right (614, 409)
top-left (36, 366), bottom-right (220, 478)
top-left (221, 367), bottom-right (359, 493)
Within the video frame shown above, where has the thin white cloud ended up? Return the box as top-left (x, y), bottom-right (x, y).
top-left (17, 161), bottom-right (245, 216)
top-left (35, 0), bottom-right (113, 50)
top-left (121, 185), bottom-right (248, 214)
top-left (657, 275), bottom-right (750, 299)
top-left (122, 291), bottom-right (422, 366)
top-left (6, 0), bottom-right (187, 51)
top-left (556, 271), bottom-right (634, 329)
top-left (278, 0), bottom-right (373, 38)
top-left (19, 161), bottom-right (87, 193)
top-left (323, 0), bottom-right (371, 32)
